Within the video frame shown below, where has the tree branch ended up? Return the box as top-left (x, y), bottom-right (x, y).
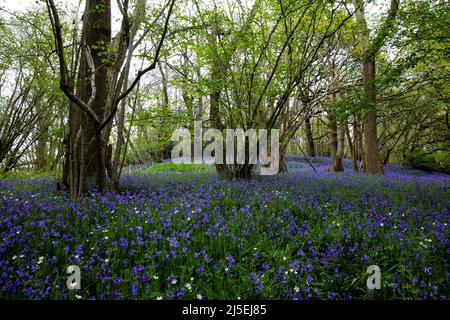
top-left (98, 0), bottom-right (176, 132)
top-left (45, 0), bottom-right (100, 125)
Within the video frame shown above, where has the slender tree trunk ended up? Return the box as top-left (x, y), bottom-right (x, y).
top-left (209, 27), bottom-right (228, 177)
top-left (336, 121), bottom-right (345, 171)
top-left (35, 117), bottom-right (48, 171)
top-left (329, 112), bottom-right (344, 172)
top-left (329, 112), bottom-right (338, 171)
top-left (345, 121), bottom-right (358, 171)
top-left (304, 115), bottom-right (315, 157)
top-left (109, 0), bottom-right (147, 191)
top-left (278, 142), bottom-right (287, 172)
top-left (353, 114), bottom-right (365, 171)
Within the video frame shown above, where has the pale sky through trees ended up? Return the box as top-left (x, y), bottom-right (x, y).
top-left (0, 0), bottom-right (392, 102)
top-left (0, 0), bottom-right (386, 23)
top-left (0, 0), bottom-right (390, 56)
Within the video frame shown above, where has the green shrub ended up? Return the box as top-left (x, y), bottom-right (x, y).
top-left (402, 151), bottom-right (450, 174)
top-left (142, 162), bottom-right (211, 173)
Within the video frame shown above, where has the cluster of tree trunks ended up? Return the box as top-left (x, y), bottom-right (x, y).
top-left (66, 0), bottom-right (111, 195)
top-left (354, 0), bottom-right (399, 174)
top-left (48, 0), bottom-right (396, 188)
top-left (47, 0), bottom-right (173, 196)
top-left (328, 111), bottom-right (345, 172)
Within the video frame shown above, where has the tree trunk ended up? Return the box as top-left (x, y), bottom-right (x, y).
top-left (353, 114), bottom-right (365, 171)
top-left (109, 0), bottom-right (147, 191)
top-left (85, 0), bottom-right (111, 189)
top-left (345, 121), bottom-right (358, 171)
top-left (304, 115), bottom-right (315, 157)
top-left (336, 121), bottom-right (345, 171)
top-left (354, 0), bottom-right (398, 175)
top-left (329, 111), bottom-right (338, 171)
top-left (209, 27), bottom-right (228, 177)
top-left (278, 144), bottom-right (287, 172)
top-left (35, 118), bottom-right (48, 171)
top-left (219, 164), bottom-right (254, 179)
top-left (66, 0), bottom-right (111, 195)
top-left (362, 58), bottom-right (384, 174)
top-left (329, 112), bottom-right (344, 172)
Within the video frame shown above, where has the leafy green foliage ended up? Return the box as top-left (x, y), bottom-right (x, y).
top-left (142, 162), bottom-right (211, 173)
top-left (402, 152), bottom-right (450, 174)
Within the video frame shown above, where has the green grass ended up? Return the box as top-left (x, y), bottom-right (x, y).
top-left (0, 170), bottom-right (51, 180)
top-left (142, 162), bottom-right (212, 173)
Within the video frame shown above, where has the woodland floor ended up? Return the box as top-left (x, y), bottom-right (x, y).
top-left (0, 155), bottom-right (449, 299)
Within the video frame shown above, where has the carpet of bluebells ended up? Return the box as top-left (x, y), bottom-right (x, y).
top-left (1, 155), bottom-right (449, 300)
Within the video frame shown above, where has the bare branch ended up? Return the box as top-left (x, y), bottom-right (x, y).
top-left (45, 0), bottom-right (100, 125)
top-left (84, 45), bottom-right (97, 111)
top-left (98, 0), bottom-right (176, 132)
